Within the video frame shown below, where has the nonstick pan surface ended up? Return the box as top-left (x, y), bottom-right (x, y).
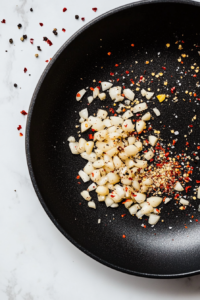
top-left (26, 0), bottom-right (200, 278)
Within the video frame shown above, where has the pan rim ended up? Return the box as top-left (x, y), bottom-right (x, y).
top-left (25, 0), bottom-right (200, 279)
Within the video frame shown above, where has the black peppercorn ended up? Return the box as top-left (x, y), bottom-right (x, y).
top-left (75, 15), bottom-right (79, 19)
top-left (30, 8), bottom-right (33, 12)
top-left (17, 23), bottom-right (22, 29)
top-left (43, 37), bottom-right (48, 41)
top-left (14, 83), bottom-right (17, 88)
top-left (23, 35), bottom-right (27, 39)
top-left (9, 39), bottom-right (13, 44)
top-left (37, 46), bottom-right (42, 51)
top-left (53, 28), bottom-right (58, 36)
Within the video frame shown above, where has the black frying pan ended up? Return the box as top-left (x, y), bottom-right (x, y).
top-left (26, 0), bottom-right (200, 278)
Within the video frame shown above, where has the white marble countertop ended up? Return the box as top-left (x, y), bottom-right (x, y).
top-left (1, 0), bottom-right (200, 299)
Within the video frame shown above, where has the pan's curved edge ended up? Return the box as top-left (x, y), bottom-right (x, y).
top-left (25, 0), bottom-right (200, 279)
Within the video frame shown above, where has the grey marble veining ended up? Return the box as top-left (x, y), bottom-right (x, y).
top-left (1, 0), bottom-right (200, 299)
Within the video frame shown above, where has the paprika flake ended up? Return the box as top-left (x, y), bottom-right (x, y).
top-left (21, 110), bottom-right (27, 115)
top-left (171, 87), bottom-right (176, 93)
top-left (92, 7), bottom-right (97, 12)
top-left (110, 72), bottom-right (114, 76)
top-left (47, 39), bottom-right (53, 46)
top-left (30, 38), bottom-right (34, 44)
top-left (39, 23), bottom-right (43, 26)
top-left (62, 28), bottom-right (66, 32)
top-left (24, 68), bottom-right (27, 73)
top-left (63, 7), bottom-right (67, 12)
top-left (17, 125), bottom-right (22, 130)
top-left (19, 133), bottom-right (23, 136)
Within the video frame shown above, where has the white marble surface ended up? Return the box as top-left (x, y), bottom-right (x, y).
top-left (1, 0), bottom-right (200, 299)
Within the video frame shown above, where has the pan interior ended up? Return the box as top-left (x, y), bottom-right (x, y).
top-left (27, 1), bottom-right (200, 277)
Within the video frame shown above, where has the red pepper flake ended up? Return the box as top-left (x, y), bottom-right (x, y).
top-left (194, 93), bottom-right (197, 97)
top-left (107, 52), bottom-right (111, 56)
top-left (121, 214), bottom-right (126, 218)
top-left (186, 141), bottom-right (189, 146)
top-left (150, 158), bottom-right (154, 162)
top-left (19, 133), bottom-right (23, 137)
top-left (39, 23), bottom-right (43, 26)
top-left (47, 39), bottom-right (53, 46)
top-left (131, 44), bottom-right (134, 47)
top-left (30, 38), bottom-right (34, 44)
top-left (116, 78), bottom-right (120, 82)
top-left (130, 79), bottom-right (135, 84)
top-left (109, 108), bottom-right (114, 114)
top-left (90, 87), bottom-right (94, 91)
top-left (78, 182), bottom-right (81, 184)
top-left (17, 125), bottom-right (22, 130)
top-left (20, 110), bottom-right (27, 115)
top-left (62, 28), bottom-right (66, 32)
top-left (92, 7), bottom-right (97, 12)
top-left (125, 70), bottom-right (129, 74)
top-left (81, 17), bottom-right (85, 21)
top-left (185, 186), bottom-right (191, 193)
top-left (76, 175), bottom-right (80, 179)
top-left (122, 234), bottom-right (126, 238)
top-left (185, 226), bottom-right (188, 229)
top-left (162, 66), bottom-right (166, 70)
top-left (143, 225), bottom-right (147, 228)
top-left (172, 140), bottom-right (176, 145)
top-left (115, 64), bottom-right (119, 67)
top-left (171, 87), bottom-right (176, 93)
top-left (63, 7), bottom-right (67, 12)
top-left (1, 19), bottom-right (6, 23)
top-left (197, 98), bottom-right (200, 101)
top-left (195, 219), bottom-right (198, 222)
top-left (189, 124), bottom-right (193, 128)
top-left (110, 72), bottom-right (114, 76)
top-left (24, 68), bottom-right (27, 73)
top-left (76, 93), bottom-right (81, 97)
top-left (182, 40), bottom-right (185, 43)
top-left (45, 60), bottom-right (49, 62)
top-left (193, 74), bottom-right (197, 78)
top-left (196, 180), bottom-right (200, 183)
top-left (88, 134), bottom-right (94, 140)
top-left (122, 199), bottom-right (132, 204)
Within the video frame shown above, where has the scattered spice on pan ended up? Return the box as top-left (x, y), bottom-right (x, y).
top-left (19, 133), bottom-right (23, 137)
top-left (37, 46), bottom-right (42, 51)
top-left (92, 8), bottom-right (98, 12)
top-left (75, 15), bottom-right (79, 20)
top-left (53, 28), bottom-right (58, 36)
top-left (62, 28), bottom-right (66, 32)
top-left (17, 23), bottom-right (22, 29)
top-left (63, 7), bottom-right (67, 12)
top-left (81, 18), bottom-right (85, 21)
top-left (30, 38), bottom-right (34, 44)
top-left (24, 68), bottom-right (27, 73)
top-left (9, 39), bottom-right (13, 44)
top-left (35, 54), bottom-right (39, 58)
top-left (39, 23), bottom-right (43, 26)
top-left (14, 83), bottom-right (17, 88)
top-left (1, 19), bottom-right (6, 23)
top-left (30, 8), bottom-right (33, 12)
